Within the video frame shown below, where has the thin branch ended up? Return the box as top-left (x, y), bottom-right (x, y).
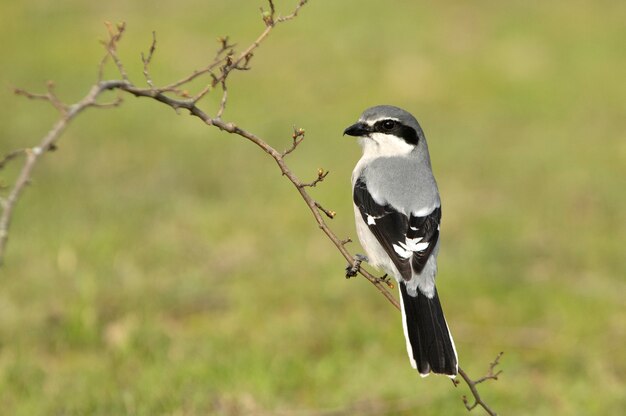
top-left (215, 79), bottom-right (228, 119)
top-left (14, 81), bottom-right (68, 115)
top-left (102, 21), bottom-right (129, 81)
top-left (45, 81), bottom-right (67, 114)
top-left (1, 79), bottom-right (129, 263)
top-left (141, 31), bottom-right (157, 89)
top-left (0, 149), bottom-right (36, 252)
top-left (276, 0), bottom-right (309, 22)
top-left (216, 36), bottom-right (235, 57)
top-left (13, 89), bottom-right (49, 101)
top-left (147, 1), bottom-right (306, 108)
top-left (314, 201), bottom-right (336, 219)
top-left (158, 35), bottom-right (232, 95)
top-left (300, 168), bottom-right (329, 188)
top-left (474, 352), bottom-right (503, 385)
top-left (456, 352), bottom-right (503, 415)
top-left (260, 0), bottom-right (277, 27)
top-left (0, 149), bottom-right (27, 170)
top-left (89, 94), bottom-right (124, 109)
top-left (283, 127), bottom-right (306, 157)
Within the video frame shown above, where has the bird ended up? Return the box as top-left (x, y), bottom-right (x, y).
top-left (343, 105), bottom-right (458, 377)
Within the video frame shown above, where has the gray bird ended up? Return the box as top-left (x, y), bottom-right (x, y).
top-left (344, 105), bottom-right (458, 377)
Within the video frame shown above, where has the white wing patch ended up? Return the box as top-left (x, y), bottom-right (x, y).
top-left (392, 236), bottom-right (430, 259)
top-left (412, 204), bottom-right (439, 217)
top-left (366, 213), bottom-right (387, 225)
top-left (393, 244), bottom-right (411, 259)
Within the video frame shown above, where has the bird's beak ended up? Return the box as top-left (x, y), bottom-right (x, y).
top-left (343, 122), bottom-right (371, 137)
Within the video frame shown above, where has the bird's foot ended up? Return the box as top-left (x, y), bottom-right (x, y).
top-left (376, 273), bottom-right (394, 289)
top-left (345, 254), bottom-right (368, 278)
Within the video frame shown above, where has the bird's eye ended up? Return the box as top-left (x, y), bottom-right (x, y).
top-left (381, 120), bottom-right (396, 131)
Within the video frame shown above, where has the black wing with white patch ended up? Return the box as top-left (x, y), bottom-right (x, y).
top-left (353, 177), bottom-right (441, 281)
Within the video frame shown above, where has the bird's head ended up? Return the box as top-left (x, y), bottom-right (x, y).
top-left (343, 105), bottom-right (426, 157)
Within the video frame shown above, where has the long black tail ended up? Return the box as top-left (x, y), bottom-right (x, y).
top-left (399, 283), bottom-right (458, 377)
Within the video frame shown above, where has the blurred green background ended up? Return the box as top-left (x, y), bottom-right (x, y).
top-left (1, 1), bottom-right (625, 415)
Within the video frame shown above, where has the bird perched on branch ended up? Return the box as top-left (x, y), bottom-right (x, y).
top-left (344, 105), bottom-right (458, 377)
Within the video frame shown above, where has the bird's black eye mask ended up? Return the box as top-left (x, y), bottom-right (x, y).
top-left (373, 119), bottom-right (419, 146)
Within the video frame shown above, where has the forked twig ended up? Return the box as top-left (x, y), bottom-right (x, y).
top-left (456, 352), bottom-right (503, 415)
top-left (283, 127), bottom-right (306, 157)
top-left (300, 168), bottom-right (329, 188)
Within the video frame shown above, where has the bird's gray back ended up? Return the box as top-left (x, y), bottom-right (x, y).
top-left (361, 154), bottom-right (440, 216)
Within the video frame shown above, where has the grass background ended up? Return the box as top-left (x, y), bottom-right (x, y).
top-left (1, 0), bottom-right (625, 414)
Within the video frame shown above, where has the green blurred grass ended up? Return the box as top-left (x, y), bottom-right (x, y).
top-left (1, 1), bottom-right (625, 414)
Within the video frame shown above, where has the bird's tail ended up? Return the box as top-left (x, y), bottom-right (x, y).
top-left (399, 283), bottom-right (458, 377)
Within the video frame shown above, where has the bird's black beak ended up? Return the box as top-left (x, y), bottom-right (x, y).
top-left (343, 122), bottom-right (371, 137)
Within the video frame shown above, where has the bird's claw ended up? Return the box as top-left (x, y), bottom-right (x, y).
top-left (376, 273), bottom-right (394, 289)
top-left (345, 254), bottom-right (368, 278)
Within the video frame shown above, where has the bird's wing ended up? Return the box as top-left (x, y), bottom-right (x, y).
top-left (353, 177), bottom-right (441, 281)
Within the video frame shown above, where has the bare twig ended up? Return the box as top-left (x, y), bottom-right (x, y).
top-left (283, 127), bottom-right (306, 157)
top-left (260, 0), bottom-right (277, 27)
top-left (102, 21), bottom-right (129, 81)
top-left (276, 0), bottom-right (309, 22)
top-left (89, 94), bottom-right (124, 109)
top-left (141, 31), bottom-right (157, 89)
top-left (13, 88), bottom-right (49, 101)
top-left (300, 168), bottom-right (329, 188)
top-left (14, 81), bottom-right (68, 115)
top-left (474, 352), bottom-right (503, 385)
top-left (159, 2), bottom-right (309, 111)
top-left (216, 79), bottom-right (228, 119)
top-left (456, 352), bottom-right (503, 415)
top-left (0, 149), bottom-right (27, 170)
top-left (216, 36), bottom-right (235, 56)
top-left (1, 80), bottom-right (129, 262)
top-left (45, 81), bottom-right (67, 114)
top-left (314, 201), bottom-right (336, 219)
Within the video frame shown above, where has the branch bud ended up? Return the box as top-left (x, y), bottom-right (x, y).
top-left (261, 10), bottom-right (274, 26)
top-left (292, 127), bottom-right (305, 139)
